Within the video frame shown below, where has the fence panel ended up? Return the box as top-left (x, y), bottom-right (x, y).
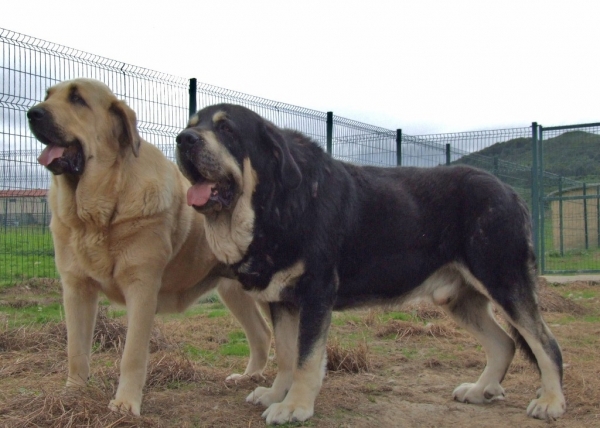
top-left (4, 27), bottom-right (598, 282)
top-left (195, 83), bottom-right (328, 149)
top-left (538, 123), bottom-right (600, 273)
top-left (408, 128), bottom-right (534, 203)
top-left (1, 29), bottom-right (189, 284)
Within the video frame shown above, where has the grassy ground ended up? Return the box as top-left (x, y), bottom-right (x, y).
top-left (2, 223), bottom-right (599, 287)
top-left (0, 226), bottom-right (57, 286)
top-left (0, 277), bottom-right (598, 427)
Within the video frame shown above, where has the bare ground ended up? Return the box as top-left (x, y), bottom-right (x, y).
top-left (0, 278), bottom-right (598, 427)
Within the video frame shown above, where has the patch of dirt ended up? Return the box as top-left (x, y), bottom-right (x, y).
top-left (538, 278), bottom-right (591, 315)
top-left (0, 280), bottom-right (598, 427)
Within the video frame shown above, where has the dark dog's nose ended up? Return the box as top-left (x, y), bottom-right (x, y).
top-left (27, 106), bottom-right (46, 121)
top-left (176, 130), bottom-right (201, 150)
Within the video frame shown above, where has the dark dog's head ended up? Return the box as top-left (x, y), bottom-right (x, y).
top-left (176, 104), bottom-right (302, 214)
top-left (27, 78), bottom-right (140, 176)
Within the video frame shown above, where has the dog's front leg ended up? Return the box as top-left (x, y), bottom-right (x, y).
top-left (62, 274), bottom-right (99, 389)
top-left (261, 286), bottom-right (333, 425)
top-left (108, 280), bottom-right (159, 416)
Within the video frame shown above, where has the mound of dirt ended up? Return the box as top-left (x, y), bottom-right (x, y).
top-left (538, 278), bottom-right (589, 315)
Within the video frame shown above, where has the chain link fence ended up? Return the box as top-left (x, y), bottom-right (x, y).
top-left (2, 28), bottom-right (598, 283)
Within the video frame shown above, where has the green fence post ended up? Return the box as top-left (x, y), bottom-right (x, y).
top-left (539, 125), bottom-right (546, 273)
top-left (531, 122), bottom-right (540, 264)
top-left (597, 185), bottom-right (600, 248)
top-left (396, 129), bottom-right (402, 166)
top-left (189, 78), bottom-right (197, 118)
top-left (445, 144), bottom-right (451, 165)
top-left (559, 176), bottom-right (564, 256)
top-left (584, 183), bottom-right (589, 249)
top-left (326, 112), bottom-right (333, 155)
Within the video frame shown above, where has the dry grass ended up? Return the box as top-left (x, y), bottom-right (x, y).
top-left (0, 306), bottom-right (169, 354)
top-left (375, 320), bottom-right (457, 340)
top-left (326, 339), bottom-right (371, 373)
top-left (0, 386), bottom-right (157, 428)
top-left (0, 322), bottom-right (66, 352)
top-left (1, 279), bottom-right (598, 427)
top-left (145, 352), bottom-right (208, 389)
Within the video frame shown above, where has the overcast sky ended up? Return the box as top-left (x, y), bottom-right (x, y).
top-left (3, 0), bottom-right (600, 135)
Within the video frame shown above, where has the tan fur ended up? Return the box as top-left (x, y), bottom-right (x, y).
top-left (249, 260), bottom-right (305, 302)
top-left (203, 157), bottom-right (257, 264)
top-left (247, 310), bottom-right (298, 408)
top-left (33, 79), bottom-right (271, 416)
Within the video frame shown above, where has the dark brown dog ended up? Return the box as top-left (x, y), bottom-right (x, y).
top-left (176, 103), bottom-right (565, 424)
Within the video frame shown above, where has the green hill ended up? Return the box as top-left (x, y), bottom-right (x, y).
top-left (456, 130), bottom-right (600, 182)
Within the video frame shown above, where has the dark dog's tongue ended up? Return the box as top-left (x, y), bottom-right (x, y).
top-left (187, 182), bottom-right (216, 207)
top-left (38, 145), bottom-right (65, 166)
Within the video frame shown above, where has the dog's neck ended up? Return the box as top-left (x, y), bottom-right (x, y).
top-left (203, 159), bottom-right (258, 265)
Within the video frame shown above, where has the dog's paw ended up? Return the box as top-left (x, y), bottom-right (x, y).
top-left (65, 376), bottom-right (87, 389)
top-left (527, 392), bottom-right (566, 420)
top-left (262, 401), bottom-right (314, 425)
top-left (246, 386), bottom-right (286, 407)
top-left (226, 371), bottom-right (264, 383)
top-left (453, 382), bottom-right (505, 404)
top-left (108, 398), bottom-right (141, 417)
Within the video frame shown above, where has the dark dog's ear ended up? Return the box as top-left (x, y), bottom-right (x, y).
top-left (110, 100), bottom-right (141, 157)
top-left (262, 123), bottom-right (302, 189)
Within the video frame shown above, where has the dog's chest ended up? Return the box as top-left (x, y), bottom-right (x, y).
top-left (67, 226), bottom-right (122, 286)
top-left (232, 234), bottom-right (304, 302)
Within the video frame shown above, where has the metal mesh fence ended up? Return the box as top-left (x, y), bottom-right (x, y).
top-left (331, 117), bottom-right (397, 167)
top-left (537, 123), bottom-right (600, 273)
top-left (195, 83), bottom-right (328, 150)
top-left (2, 27), bottom-right (598, 282)
top-left (1, 28), bottom-right (191, 283)
top-left (407, 128), bottom-right (534, 202)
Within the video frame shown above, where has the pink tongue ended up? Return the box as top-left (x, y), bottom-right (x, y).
top-left (187, 182), bottom-right (216, 207)
top-left (38, 145), bottom-right (65, 166)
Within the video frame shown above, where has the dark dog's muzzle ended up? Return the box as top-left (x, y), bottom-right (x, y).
top-left (176, 130), bottom-right (202, 152)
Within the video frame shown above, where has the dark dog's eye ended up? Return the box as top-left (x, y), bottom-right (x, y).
top-left (69, 90), bottom-right (87, 106)
top-left (216, 120), bottom-right (233, 134)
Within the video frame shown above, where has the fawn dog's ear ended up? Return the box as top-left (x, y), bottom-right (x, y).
top-left (110, 100), bottom-right (141, 157)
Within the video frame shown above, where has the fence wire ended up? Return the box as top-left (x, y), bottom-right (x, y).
top-left (537, 123), bottom-right (600, 272)
top-left (2, 27), bottom-right (597, 283)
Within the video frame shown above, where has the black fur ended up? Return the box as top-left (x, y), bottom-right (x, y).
top-left (176, 104), bottom-right (565, 421)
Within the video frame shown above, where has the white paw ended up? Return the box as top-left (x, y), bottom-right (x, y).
top-left (225, 371), bottom-right (264, 383)
top-left (527, 393), bottom-right (566, 420)
top-left (65, 376), bottom-right (87, 389)
top-left (246, 386), bottom-right (286, 407)
top-left (262, 401), bottom-right (314, 425)
top-left (109, 398), bottom-right (141, 417)
top-left (453, 382), bottom-right (505, 404)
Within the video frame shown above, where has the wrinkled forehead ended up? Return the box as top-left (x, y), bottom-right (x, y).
top-left (187, 107), bottom-right (228, 129)
top-left (44, 79), bottom-right (115, 104)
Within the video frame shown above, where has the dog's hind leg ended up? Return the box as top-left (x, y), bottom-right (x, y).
top-left (436, 281), bottom-right (515, 405)
top-left (217, 279), bottom-right (272, 381)
top-left (463, 265), bottom-right (565, 419)
top-left (491, 284), bottom-right (566, 419)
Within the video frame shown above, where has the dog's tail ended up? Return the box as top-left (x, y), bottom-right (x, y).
top-left (507, 324), bottom-right (540, 374)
